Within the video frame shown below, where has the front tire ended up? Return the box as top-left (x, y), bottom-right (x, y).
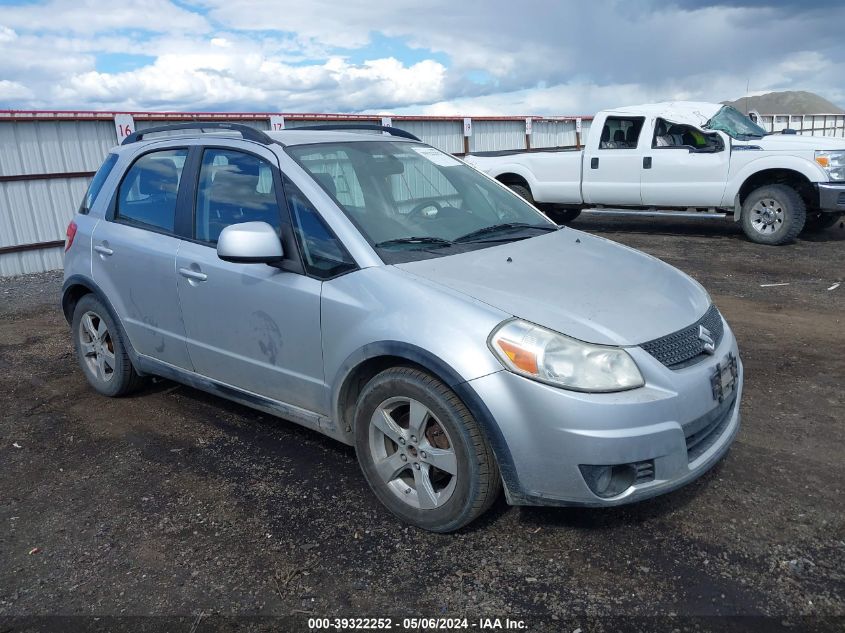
top-left (72, 295), bottom-right (143, 397)
top-left (354, 367), bottom-right (501, 532)
top-left (740, 184), bottom-right (805, 245)
top-left (802, 211), bottom-right (842, 233)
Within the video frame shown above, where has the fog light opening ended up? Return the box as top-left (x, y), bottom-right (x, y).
top-left (579, 463), bottom-right (638, 498)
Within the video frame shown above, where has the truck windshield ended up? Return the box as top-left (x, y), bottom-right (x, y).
top-left (286, 141), bottom-right (555, 260)
top-left (704, 106), bottom-right (767, 140)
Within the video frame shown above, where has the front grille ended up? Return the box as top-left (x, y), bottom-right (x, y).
top-left (684, 394), bottom-right (737, 462)
top-left (837, 192), bottom-right (845, 208)
top-left (641, 304), bottom-right (724, 369)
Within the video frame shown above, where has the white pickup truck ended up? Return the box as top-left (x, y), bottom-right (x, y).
top-left (465, 102), bottom-right (845, 245)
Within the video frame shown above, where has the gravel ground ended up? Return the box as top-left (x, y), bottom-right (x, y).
top-left (0, 215), bottom-right (843, 633)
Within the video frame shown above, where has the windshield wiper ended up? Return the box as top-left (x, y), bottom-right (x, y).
top-left (453, 222), bottom-right (558, 243)
top-left (374, 236), bottom-right (454, 248)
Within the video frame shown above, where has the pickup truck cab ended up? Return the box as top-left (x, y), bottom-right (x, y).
top-left (466, 102), bottom-right (845, 244)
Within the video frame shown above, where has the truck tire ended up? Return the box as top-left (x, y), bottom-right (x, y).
top-left (544, 207), bottom-right (582, 225)
top-left (802, 211), bottom-right (842, 233)
top-left (740, 184), bottom-right (805, 245)
top-left (508, 183), bottom-right (534, 204)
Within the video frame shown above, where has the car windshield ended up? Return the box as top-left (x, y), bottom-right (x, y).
top-left (704, 105), bottom-right (767, 140)
top-left (286, 141), bottom-right (555, 262)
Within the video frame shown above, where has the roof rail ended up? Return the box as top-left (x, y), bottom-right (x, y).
top-left (294, 124), bottom-right (421, 142)
top-left (121, 122), bottom-right (274, 145)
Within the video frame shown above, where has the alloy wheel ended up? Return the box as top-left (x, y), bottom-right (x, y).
top-left (78, 311), bottom-right (115, 383)
top-left (368, 396), bottom-right (458, 509)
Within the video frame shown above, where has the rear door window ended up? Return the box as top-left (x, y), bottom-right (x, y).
top-left (598, 117), bottom-right (645, 149)
top-left (116, 149), bottom-right (188, 232)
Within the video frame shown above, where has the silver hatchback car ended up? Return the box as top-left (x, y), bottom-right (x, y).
top-left (62, 123), bottom-right (742, 532)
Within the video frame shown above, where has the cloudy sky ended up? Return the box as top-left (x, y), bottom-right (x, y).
top-left (0, 0), bottom-right (843, 115)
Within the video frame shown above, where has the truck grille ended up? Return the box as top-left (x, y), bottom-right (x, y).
top-left (640, 304), bottom-right (724, 369)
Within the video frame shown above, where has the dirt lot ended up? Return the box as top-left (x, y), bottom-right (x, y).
top-left (1, 215), bottom-right (843, 632)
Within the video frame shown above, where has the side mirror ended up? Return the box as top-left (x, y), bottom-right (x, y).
top-left (217, 221), bottom-right (284, 264)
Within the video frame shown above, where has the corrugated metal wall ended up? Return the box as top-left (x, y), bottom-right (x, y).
top-left (0, 107), bottom-right (834, 277)
top-left (0, 119), bottom-right (120, 276)
top-left (757, 113), bottom-right (845, 137)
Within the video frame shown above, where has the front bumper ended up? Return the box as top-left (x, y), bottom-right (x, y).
top-left (815, 182), bottom-right (845, 212)
top-left (468, 319), bottom-right (743, 506)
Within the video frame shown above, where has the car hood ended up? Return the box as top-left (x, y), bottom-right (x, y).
top-left (394, 229), bottom-right (711, 346)
top-left (736, 135), bottom-right (845, 151)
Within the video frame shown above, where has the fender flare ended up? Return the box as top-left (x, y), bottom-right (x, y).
top-left (331, 341), bottom-right (524, 500)
top-left (487, 164), bottom-right (540, 193)
top-left (723, 155), bottom-right (827, 207)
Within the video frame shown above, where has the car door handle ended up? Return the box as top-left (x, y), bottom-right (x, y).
top-left (643, 156), bottom-right (652, 169)
top-left (94, 244), bottom-right (114, 256)
top-left (590, 157), bottom-right (599, 169)
top-left (178, 267), bottom-right (208, 282)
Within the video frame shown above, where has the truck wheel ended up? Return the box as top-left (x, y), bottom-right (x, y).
top-left (508, 184), bottom-right (534, 204)
top-left (740, 184), bottom-right (805, 245)
top-left (802, 211), bottom-right (842, 233)
top-left (354, 367), bottom-right (501, 532)
top-left (544, 208), bottom-right (582, 225)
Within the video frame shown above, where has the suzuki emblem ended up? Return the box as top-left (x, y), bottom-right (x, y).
top-left (698, 325), bottom-right (715, 354)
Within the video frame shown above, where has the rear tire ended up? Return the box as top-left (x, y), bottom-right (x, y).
top-left (740, 184), bottom-right (805, 245)
top-left (543, 207), bottom-right (582, 225)
top-left (354, 367), bottom-right (501, 532)
top-left (802, 211), bottom-right (842, 233)
top-left (507, 183), bottom-right (534, 204)
top-left (72, 295), bottom-right (144, 397)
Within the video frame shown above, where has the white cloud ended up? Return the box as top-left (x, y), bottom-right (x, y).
top-left (1, 0), bottom-right (209, 34)
top-left (0, 26), bottom-right (17, 43)
top-left (49, 39), bottom-right (447, 111)
top-left (0, 0), bottom-right (842, 113)
top-left (0, 80), bottom-right (34, 101)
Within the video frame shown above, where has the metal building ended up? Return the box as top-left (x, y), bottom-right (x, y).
top-left (748, 111), bottom-right (845, 136)
top-left (0, 110), bottom-right (594, 277)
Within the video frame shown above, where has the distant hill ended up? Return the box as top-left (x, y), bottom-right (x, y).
top-left (723, 90), bottom-right (844, 115)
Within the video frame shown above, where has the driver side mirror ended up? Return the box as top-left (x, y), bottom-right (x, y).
top-left (217, 221), bottom-right (284, 264)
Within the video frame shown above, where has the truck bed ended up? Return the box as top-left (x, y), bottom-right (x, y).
top-left (464, 148), bottom-right (584, 206)
top-left (469, 146), bottom-right (581, 158)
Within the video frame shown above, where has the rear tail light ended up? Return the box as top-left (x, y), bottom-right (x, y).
top-left (65, 221), bottom-right (78, 252)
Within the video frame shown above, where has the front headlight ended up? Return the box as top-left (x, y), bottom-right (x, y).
top-left (815, 150), bottom-right (845, 181)
top-left (489, 319), bottom-right (644, 392)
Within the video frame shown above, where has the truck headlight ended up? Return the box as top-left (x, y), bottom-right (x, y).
top-left (815, 150), bottom-right (845, 181)
top-left (489, 319), bottom-right (644, 392)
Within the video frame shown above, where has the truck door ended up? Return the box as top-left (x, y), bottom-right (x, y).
top-left (640, 120), bottom-right (730, 207)
top-left (582, 115), bottom-right (646, 206)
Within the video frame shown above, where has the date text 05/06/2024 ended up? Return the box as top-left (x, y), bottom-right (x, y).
top-left (307, 617), bottom-right (528, 630)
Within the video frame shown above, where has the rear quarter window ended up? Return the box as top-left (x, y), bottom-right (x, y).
top-left (79, 153), bottom-right (119, 214)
